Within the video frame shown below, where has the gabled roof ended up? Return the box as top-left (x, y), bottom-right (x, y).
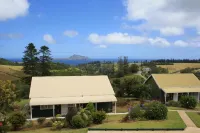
top-left (29, 76), bottom-right (117, 105)
top-left (146, 73), bottom-right (200, 93)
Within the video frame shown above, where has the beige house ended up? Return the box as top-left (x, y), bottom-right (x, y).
top-left (29, 76), bottom-right (117, 118)
top-left (145, 73), bottom-right (200, 103)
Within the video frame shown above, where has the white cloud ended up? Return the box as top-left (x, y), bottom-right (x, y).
top-left (0, 0), bottom-right (29, 21)
top-left (88, 32), bottom-right (147, 45)
top-left (63, 30), bottom-right (78, 37)
top-left (160, 27), bottom-right (184, 36)
top-left (88, 32), bottom-right (171, 47)
top-left (174, 40), bottom-right (188, 47)
top-left (124, 0), bottom-right (200, 36)
top-left (99, 45), bottom-right (107, 48)
top-left (0, 33), bottom-right (23, 39)
top-left (148, 37), bottom-right (170, 47)
top-left (43, 34), bottom-right (56, 44)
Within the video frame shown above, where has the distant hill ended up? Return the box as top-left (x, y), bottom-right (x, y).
top-left (67, 54), bottom-right (89, 60)
top-left (0, 58), bottom-right (20, 65)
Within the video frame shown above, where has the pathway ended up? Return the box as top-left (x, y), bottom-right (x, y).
top-left (177, 111), bottom-right (196, 127)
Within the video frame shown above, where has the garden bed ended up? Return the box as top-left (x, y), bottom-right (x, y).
top-left (186, 112), bottom-right (200, 127)
top-left (91, 111), bottom-right (186, 129)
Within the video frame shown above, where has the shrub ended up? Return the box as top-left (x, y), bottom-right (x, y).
top-left (145, 101), bottom-right (168, 120)
top-left (121, 114), bottom-right (130, 122)
top-left (71, 115), bottom-right (86, 128)
top-left (45, 121), bottom-right (53, 127)
top-left (92, 111), bottom-right (106, 124)
top-left (56, 114), bottom-right (62, 117)
top-left (24, 121), bottom-right (33, 128)
top-left (84, 110), bottom-right (93, 126)
top-left (51, 121), bottom-right (64, 130)
top-left (37, 117), bottom-right (46, 125)
top-left (167, 100), bottom-right (181, 107)
top-left (129, 106), bottom-right (144, 120)
top-left (65, 107), bottom-right (78, 126)
top-left (9, 112), bottom-right (26, 130)
top-left (85, 102), bottom-right (95, 113)
top-left (180, 96), bottom-right (197, 109)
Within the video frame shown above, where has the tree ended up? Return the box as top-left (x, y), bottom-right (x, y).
top-left (129, 64), bottom-right (139, 73)
top-left (22, 43), bottom-right (39, 76)
top-left (0, 80), bottom-right (16, 112)
top-left (39, 46), bottom-right (52, 76)
top-left (123, 56), bottom-right (129, 75)
top-left (116, 56), bottom-right (124, 77)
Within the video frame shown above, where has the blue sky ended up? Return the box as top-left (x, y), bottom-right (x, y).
top-left (0, 0), bottom-right (200, 59)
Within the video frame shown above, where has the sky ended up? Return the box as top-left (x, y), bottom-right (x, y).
top-left (0, 0), bottom-right (200, 59)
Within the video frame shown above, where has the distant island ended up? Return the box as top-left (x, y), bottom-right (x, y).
top-left (66, 54), bottom-right (89, 60)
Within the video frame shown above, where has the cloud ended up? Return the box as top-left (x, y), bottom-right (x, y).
top-left (174, 40), bottom-right (188, 47)
top-left (198, 32), bottom-right (200, 35)
top-left (0, 0), bottom-right (29, 21)
top-left (148, 37), bottom-right (170, 47)
top-left (124, 0), bottom-right (200, 36)
top-left (63, 30), bottom-right (78, 37)
top-left (0, 33), bottom-right (23, 39)
top-left (160, 27), bottom-right (184, 36)
top-left (99, 45), bottom-right (107, 48)
top-left (88, 32), bottom-right (170, 47)
top-left (43, 34), bottom-right (56, 44)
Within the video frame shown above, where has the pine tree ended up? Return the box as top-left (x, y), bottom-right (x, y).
top-left (123, 56), bottom-right (129, 75)
top-left (117, 56), bottom-right (124, 77)
top-left (22, 43), bottom-right (39, 76)
top-left (39, 45), bottom-right (52, 76)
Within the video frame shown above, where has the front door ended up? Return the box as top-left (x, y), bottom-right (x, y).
top-left (61, 104), bottom-right (68, 116)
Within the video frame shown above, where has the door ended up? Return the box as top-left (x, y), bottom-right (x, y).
top-left (61, 104), bottom-right (68, 116)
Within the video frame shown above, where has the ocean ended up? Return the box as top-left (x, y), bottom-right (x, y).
top-left (8, 58), bottom-right (152, 66)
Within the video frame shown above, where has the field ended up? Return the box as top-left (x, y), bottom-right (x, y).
top-left (186, 112), bottom-right (200, 127)
top-left (157, 63), bottom-right (200, 73)
top-left (0, 65), bottom-right (24, 80)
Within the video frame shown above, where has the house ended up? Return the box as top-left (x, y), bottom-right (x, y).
top-left (144, 73), bottom-right (200, 103)
top-left (29, 76), bottom-right (117, 119)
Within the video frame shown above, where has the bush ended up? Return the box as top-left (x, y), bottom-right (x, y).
top-left (92, 111), bottom-right (106, 124)
top-left (56, 114), bottom-right (62, 117)
top-left (45, 121), bottom-right (53, 127)
top-left (9, 112), bottom-right (26, 130)
top-left (129, 106), bottom-right (144, 120)
top-left (180, 96), bottom-right (197, 109)
top-left (167, 100), bottom-right (181, 107)
top-left (24, 121), bottom-right (33, 128)
top-left (85, 102), bottom-right (95, 113)
top-left (71, 115), bottom-right (86, 128)
top-left (121, 114), bottom-right (130, 122)
top-left (65, 107), bottom-right (78, 126)
top-left (51, 121), bottom-right (64, 130)
top-left (37, 117), bottom-right (46, 125)
top-left (145, 101), bottom-right (168, 120)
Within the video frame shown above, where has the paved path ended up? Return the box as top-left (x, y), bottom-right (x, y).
top-left (177, 111), bottom-right (196, 127)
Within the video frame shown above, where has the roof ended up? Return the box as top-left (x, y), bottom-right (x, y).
top-left (29, 76), bottom-right (117, 105)
top-left (148, 74), bottom-right (200, 93)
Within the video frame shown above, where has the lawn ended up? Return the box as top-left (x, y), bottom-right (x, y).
top-left (167, 103), bottom-right (200, 111)
top-left (92, 111), bottom-right (186, 129)
top-left (9, 128), bottom-right (88, 133)
top-left (186, 112), bottom-right (200, 127)
top-left (157, 63), bottom-right (200, 73)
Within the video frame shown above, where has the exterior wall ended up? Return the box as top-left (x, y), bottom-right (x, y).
top-left (173, 93), bottom-right (178, 101)
top-left (145, 77), bottom-right (164, 102)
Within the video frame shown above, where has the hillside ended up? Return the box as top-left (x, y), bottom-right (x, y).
top-left (67, 54), bottom-right (89, 60)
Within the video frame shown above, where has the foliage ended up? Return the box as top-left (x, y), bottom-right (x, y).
top-left (45, 121), bottom-right (53, 127)
top-left (22, 43), bottom-right (39, 76)
top-left (0, 58), bottom-right (20, 66)
top-left (9, 112), bottom-right (26, 130)
top-left (180, 67), bottom-right (195, 73)
top-left (129, 106), bottom-right (144, 120)
top-left (167, 100), bottom-right (181, 107)
top-left (0, 80), bottom-right (16, 112)
top-left (129, 64), bottom-right (139, 73)
top-left (51, 68), bottom-right (83, 76)
top-left (123, 56), bottom-right (129, 75)
top-left (51, 121), bottom-right (64, 130)
top-left (39, 46), bottom-right (52, 76)
top-left (145, 101), bottom-right (168, 120)
top-left (85, 103), bottom-right (95, 113)
top-left (116, 57), bottom-right (124, 77)
top-left (0, 113), bottom-right (11, 133)
top-left (121, 114), bottom-right (130, 122)
top-left (24, 121), bottom-right (33, 128)
top-left (37, 117), bottom-right (46, 125)
top-left (134, 84), bottom-right (152, 100)
top-left (56, 114), bottom-right (62, 117)
top-left (71, 115), bottom-right (86, 128)
top-left (65, 107), bottom-right (78, 126)
top-left (180, 96), bottom-right (197, 109)
top-left (92, 111), bottom-right (106, 124)
top-left (50, 62), bottom-right (70, 70)
top-left (116, 98), bottom-right (128, 106)
top-left (77, 108), bottom-right (93, 126)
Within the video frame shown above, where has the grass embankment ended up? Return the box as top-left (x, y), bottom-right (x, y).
top-left (186, 112), bottom-right (200, 128)
top-left (0, 65), bottom-right (24, 80)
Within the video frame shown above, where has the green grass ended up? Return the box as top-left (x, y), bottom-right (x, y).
top-left (9, 128), bottom-right (87, 133)
top-left (186, 112), bottom-right (200, 127)
top-left (168, 103), bottom-right (200, 111)
top-left (92, 111), bottom-right (186, 129)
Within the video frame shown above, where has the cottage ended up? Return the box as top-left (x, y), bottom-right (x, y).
top-left (29, 76), bottom-right (117, 119)
top-left (145, 73), bottom-right (200, 103)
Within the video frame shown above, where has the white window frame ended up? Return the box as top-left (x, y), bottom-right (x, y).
top-left (40, 105), bottom-right (53, 110)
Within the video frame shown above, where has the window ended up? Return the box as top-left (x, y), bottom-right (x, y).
top-left (40, 105), bottom-right (53, 110)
